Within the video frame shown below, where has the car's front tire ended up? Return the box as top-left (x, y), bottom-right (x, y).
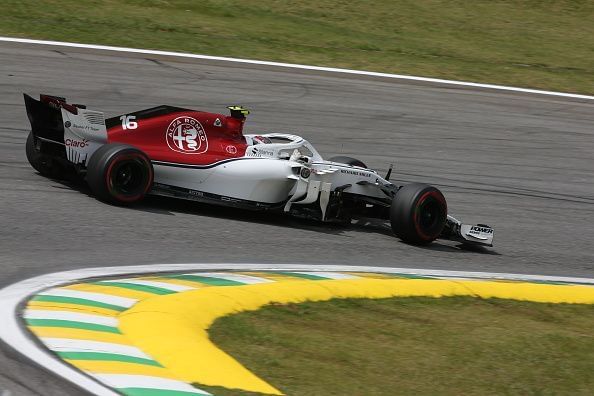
top-left (390, 183), bottom-right (447, 245)
top-left (86, 144), bottom-right (153, 205)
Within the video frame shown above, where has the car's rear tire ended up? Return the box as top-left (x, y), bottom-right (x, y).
top-left (390, 183), bottom-right (447, 245)
top-left (26, 132), bottom-right (60, 178)
top-left (328, 155), bottom-right (367, 168)
top-left (87, 144), bottom-right (153, 205)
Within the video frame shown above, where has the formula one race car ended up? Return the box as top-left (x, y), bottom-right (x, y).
top-left (23, 94), bottom-right (494, 246)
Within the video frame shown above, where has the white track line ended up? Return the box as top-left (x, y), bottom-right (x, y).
top-left (98, 278), bottom-right (197, 292)
top-left (2, 263), bottom-right (594, 396)
top-left (23, 310), bottom-right (118, 327)
top-left (1, 36), bottom-right (593, 101)
top-left (39, 288), bottom-right (137, 308)
top-left (90, 374), bottom-right (210, 395)
top-left (41, 338), bottom-right (151, 359)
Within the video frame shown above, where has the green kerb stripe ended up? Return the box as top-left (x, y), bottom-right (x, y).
top-left (270, 271), bottom-right (329, 280)
top-left (120, 388), bottom-right (210, 396)
top-left (92, 281), bottom-right (175, 295)
top-left (57, 351), bottom-right (162, 366)
top-left (164, 275), bottom-right (244, 286)
top-left (30, 295), bottom-right (126, 312)
top-left (26, 319), bottom-right (120, 334)
top-left (387, 273), bottom-right (436, 280)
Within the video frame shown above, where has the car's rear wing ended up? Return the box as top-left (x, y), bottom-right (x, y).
top-left (24, 94), bottom-right (107, 166)
top-left (24, 94), bottom-right (70, 145)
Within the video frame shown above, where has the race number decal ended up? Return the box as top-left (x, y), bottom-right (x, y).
top-left (166, 116), bottom-right (208, 154)
top-left (120, 115), bottom-right (137, 130)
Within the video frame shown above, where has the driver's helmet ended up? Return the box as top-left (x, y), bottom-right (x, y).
top-left (252, 135), bottom-right (272, 144)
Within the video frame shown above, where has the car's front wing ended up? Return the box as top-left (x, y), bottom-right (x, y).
top-left (441, 215), bottom-right (494, 247)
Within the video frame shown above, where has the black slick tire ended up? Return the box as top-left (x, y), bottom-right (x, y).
top-left (328, 155), bottom-right (367, 168)
top-left (86, 144), bottom-right (153, 205)
top-left (390, 183), bottom-right (447, 245)
top-left (26, 132), bottom-right (60, 178)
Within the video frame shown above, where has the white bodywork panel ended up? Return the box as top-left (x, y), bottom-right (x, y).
top-left (152, 132), bottom-right (391, 213)
top-left (153, 156), bottom-right (388, 206)
top-left (154, 158), bottom-right (300, 204)
top-left (61, 108), bottom-right (107, 165)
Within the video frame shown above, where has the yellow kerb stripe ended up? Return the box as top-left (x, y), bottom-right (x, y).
top-left (26, 301), bottom-right (120, 317)
top-left (234, 272), bottom-right (299, 282)
top-left (65, 283), bottom-right (155, 299)
top-left (140, 277), bottom-right (205, 289)
top-left (27, 327), bottom-right (131, 344)
top-left (65, 360), bottom-right (177, 378)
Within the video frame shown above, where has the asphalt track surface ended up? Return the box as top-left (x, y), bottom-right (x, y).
top-left (1, 42), bottom-right (593, 395)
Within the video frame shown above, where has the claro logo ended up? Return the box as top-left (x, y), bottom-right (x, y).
top-left (65, 138), bottom-right (89, 148)
top-left (166, 116), bottom-right (208, 154)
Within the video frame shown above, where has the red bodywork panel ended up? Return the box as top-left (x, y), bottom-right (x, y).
top-left (107, 108), bottom-right (248, 165)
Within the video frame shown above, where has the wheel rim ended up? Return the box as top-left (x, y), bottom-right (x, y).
top-left (106, 154), bottom-right (151, 201)
top-left (413, 191), bottom-right (446, 240)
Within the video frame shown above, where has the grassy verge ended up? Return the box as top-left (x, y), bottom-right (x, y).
top-left (1, 1), bottom-right (594, 94)
top-left (205, 297), bottom-right (594, 395)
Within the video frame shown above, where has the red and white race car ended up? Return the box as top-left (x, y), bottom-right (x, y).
top-left (24, 94), bottom-right (494, 246)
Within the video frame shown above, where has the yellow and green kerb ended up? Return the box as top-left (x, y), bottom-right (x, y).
top-left (22, 270), bottom-right (594, 395)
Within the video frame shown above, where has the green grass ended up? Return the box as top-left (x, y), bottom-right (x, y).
top-left (205, 297), bottom-right (594, 395)
top-left (1, 1), bottom-right (594, 94)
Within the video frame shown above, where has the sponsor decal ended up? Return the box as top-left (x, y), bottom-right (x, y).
top-left (166, 116), bottom-right (209, 154)
top-left (214, 118), bottom-right (222, 127)
top-left (340, 169), bottom-right (371, 177)
top-left (64, 121), bottom-right (71, 128)
top-left (225, 145), bottom-right (237, 154)
top-left (69, 123), bottom-right (102, 133)
top-left (65, 138), bottom-right (89, 148)
top-left (189, 190), bottom-right (204, 197)
top-left (252, 147), bottom-right (274, 157)
top-left (470, 226), bottom-right (493, 234)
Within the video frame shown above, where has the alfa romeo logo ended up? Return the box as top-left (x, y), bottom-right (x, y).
top-left (166, 116), bottom-right (208, 154)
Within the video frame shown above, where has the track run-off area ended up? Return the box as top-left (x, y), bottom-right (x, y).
top-left (0, 39), bottom-right (594, 395)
